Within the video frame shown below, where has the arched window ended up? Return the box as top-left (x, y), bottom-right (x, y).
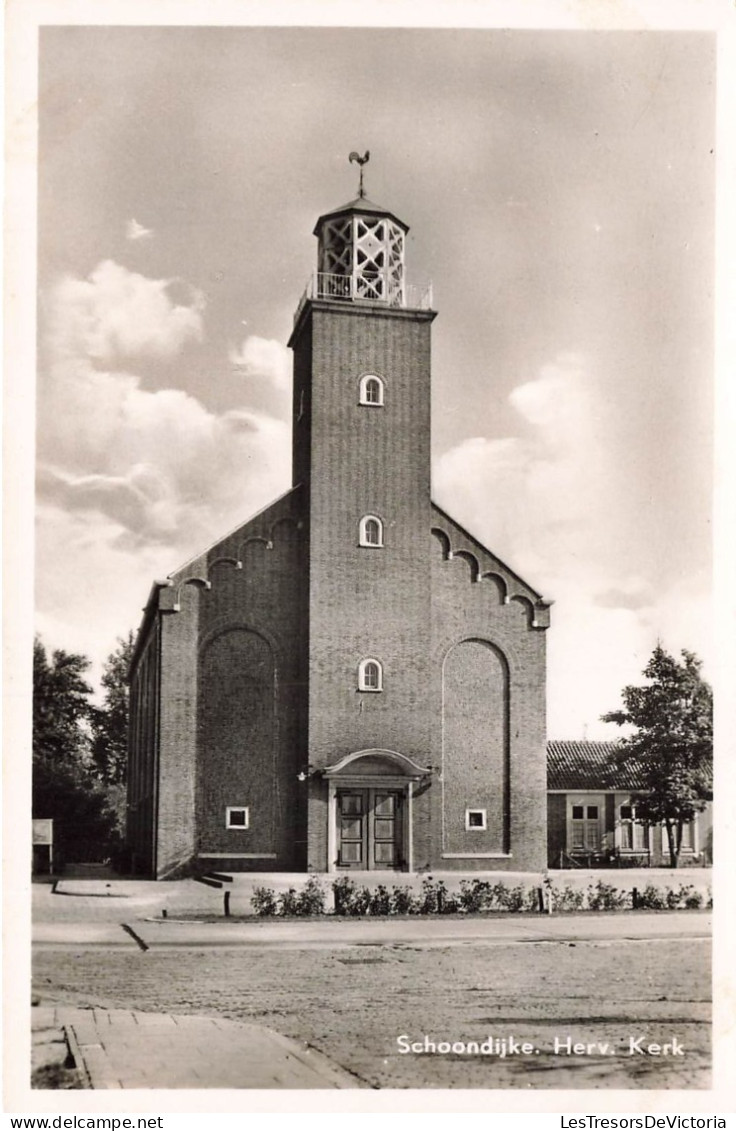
top-left (359, 514), bottom-right (383, 547)
top-left (359, 374), bottom-right (384, 406)
top-left (358, 658), bottom-right (383, 692)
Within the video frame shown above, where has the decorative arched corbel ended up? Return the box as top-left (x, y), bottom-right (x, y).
top-left (430, 527), bottom-right (452, 561)
top-left (452, 549), bottom-right (481, 582)
top-left (173, 575), bottom-right (211, 611)
top-left (509, 593), bottom-right (535, 628)
top-left (209, 556), bottom-right (243, 573)
top-left (481, 571), bottom-right (508, 603)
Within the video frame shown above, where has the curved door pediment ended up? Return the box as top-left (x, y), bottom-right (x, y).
top-left (324, 748), bottom-right (430, 780)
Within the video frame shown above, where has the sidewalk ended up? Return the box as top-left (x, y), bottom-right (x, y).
top-left (33, 1003), bottom-right (361, 1089)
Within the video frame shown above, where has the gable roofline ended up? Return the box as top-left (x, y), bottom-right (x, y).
top-left (168, 484), bottom-right (303, 581)
top-left (430, 500), bottom-right (544, 602)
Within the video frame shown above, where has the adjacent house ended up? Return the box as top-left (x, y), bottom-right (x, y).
top-left (547, 739), bottom-right (713, 868)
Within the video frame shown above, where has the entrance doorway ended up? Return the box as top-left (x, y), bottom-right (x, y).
top-left (337, 788), bottom-right (403, 869)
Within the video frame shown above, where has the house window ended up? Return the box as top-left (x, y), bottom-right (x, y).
top-left (680, 820), bottom-right (694, 851)
top-left (226, 806), bottom-right (249, 830)
top-left (465, 808), bottom-right (487, 831)
top-left (359, 374), bottom-right (384, 406)
top-left (570, 802), bottom-right (601, 852)
top-left (358, 658), bottom-right (383, 692)
top-left (359, 515), bottom-right (383, 547)
top-left (619, 804), bottom-right (646, 851)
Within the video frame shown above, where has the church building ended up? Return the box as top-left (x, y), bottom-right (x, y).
top-left (127, 175), bottom-right (552, 879)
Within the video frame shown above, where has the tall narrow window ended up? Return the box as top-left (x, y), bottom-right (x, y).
top-left (358, 658), bottom-right (383, 692)
top-left (359, 515), bottom-right (383, 547)
top-left (359, 374), bottom-right (384, 406)
top-left (570, 801), bottom-right (601, 852)
top-left (619, 804), bottom-right (646, 851)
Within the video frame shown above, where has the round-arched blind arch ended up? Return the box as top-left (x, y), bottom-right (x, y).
top-left (442, 639), bottom-right (509, 854)
top-left (198, 628), bottom-right (275, 854)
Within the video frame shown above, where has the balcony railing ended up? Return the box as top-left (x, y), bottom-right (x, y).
top-left (294, 272), bottom-right (433, 323)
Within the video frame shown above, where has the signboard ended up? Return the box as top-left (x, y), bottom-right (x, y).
top-left (32, 819), bottom-right (53, 845)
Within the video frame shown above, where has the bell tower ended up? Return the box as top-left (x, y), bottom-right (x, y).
top-left (288, 163), bottom-right (437, 869)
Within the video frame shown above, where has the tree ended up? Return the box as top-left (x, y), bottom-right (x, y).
top-left (602, 645), bottom-right (713, 867)
top-left (32, 636), bottom-right (121, 864)
top-left (32, 636), bottom-right (94, 766)
top-left (90, 632), bottom-right (135, 787)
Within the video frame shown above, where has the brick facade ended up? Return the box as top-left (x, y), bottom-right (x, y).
top-left (127, 193), bottom-right (550, 877)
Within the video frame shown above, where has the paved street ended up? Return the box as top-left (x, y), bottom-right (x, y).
top-left (33, 906), bottom-right (712, 951)
top-left (33, 1004), bottom-right (360, 1089)
top-left (31, 880), bottom-right (712, 1090)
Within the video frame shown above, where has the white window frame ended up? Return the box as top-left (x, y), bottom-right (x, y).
top-left (359, 514), bottom-right (384, 547)
top-left (226, 806), bottom-right (250, 830)
top-left (568, 794), bottom-right (604, 854)
top-left (358, 658), bottom-right (383, 692)
top-left (359, 373), bottom-right (384, 406)
top-left (465, 808), bottom-right (487, 831)
top-left (618, 801), bottom-right (647, 852)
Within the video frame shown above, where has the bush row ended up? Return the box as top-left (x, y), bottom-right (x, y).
top-left (248, 875), bottom-right (712, 917)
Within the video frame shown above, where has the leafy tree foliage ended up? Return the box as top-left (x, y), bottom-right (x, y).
top-left (32, 636), bottom-right (122, 864)
top-left (33, 637), bottom-right (93, 765)
top-left (602, 645), bottom-right (713, 867)
top-left (90, 632), bottom-right (135, 786)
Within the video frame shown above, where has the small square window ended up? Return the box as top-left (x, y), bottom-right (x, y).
top-left (226, 806), bottom-right (249, 829)
top-left (572, 805), bottom-right (584, 820)
top-left (465, 808), bottom-right (487, 831)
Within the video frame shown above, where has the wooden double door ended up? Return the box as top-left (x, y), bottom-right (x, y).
top-left (337, 788), bottom-right (403, 869)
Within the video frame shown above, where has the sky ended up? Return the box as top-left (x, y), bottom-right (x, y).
top-left (34, 25), bottom-right (715, 738)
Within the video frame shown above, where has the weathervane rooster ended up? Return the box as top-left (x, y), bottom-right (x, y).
top-left (349, 150), bottom-right (370, 198)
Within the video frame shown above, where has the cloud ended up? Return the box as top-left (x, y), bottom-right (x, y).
top-left (433, 353), bottom-right (712, 738)
top-left (229, 335), bottom-right (291, 390)
top-left (36, 262), bottom-right (292, 670)
top-left (126, 218), bottom-right (154, 242)
top-left (48, 259), bottom-right (204, 366)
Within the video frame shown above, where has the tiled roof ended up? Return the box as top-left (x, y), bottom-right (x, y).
top-left (547, 739), bottom-right (713, 793)
top-left (547, 740), bottom-right (641, 791)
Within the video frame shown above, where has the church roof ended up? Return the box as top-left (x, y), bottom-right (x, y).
top-left (313, 196), bottom-right (409, 235)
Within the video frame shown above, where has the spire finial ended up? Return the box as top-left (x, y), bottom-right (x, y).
top-left (348, 150), bottom-right (370, 199)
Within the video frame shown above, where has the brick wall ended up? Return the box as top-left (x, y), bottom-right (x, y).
top-left (430, 508), bottom-right (548, 872)
top-left (290, 300), bottom-right (437, 871)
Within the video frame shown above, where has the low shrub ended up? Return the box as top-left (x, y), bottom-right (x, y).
top-left (459, 879), bottom-right (493, 913)
top-left (296, 876), bottom-right (326, 916)
top-left (331, 875), bottom-right (372, 916)
top-left (586, 880), bottom-right (628, 911)
top-left (369, 884), bottom-right (391, 916)
top-left (250, 885), bottom-right (278, 916)
top-left (390, 885), bottom-right (418, 915)
top-left (492, 882), bottom-right (527, 911)
top-left (332, 875), bottom-right (355, 916)
top-left (549, 884), bottom-right (585, 912)
top-left (636, 883), bottom-right (667, 910)
top-left (277, 887), bottom-right (301, 916)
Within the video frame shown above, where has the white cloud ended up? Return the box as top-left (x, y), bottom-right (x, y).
top-left (229, 335), bottom-right (291, 390)
top-left (36, 263), bottom-right (292, 676)
top-left (48, 259), bottom-right (204, 365)
top-left (433, 353), bottom-right (712, 738)
top-left (125, 218), bottom-right (154, 242)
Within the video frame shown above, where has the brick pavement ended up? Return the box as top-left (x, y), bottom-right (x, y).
top-left (39, 1005), bottom-right (361, 1089)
